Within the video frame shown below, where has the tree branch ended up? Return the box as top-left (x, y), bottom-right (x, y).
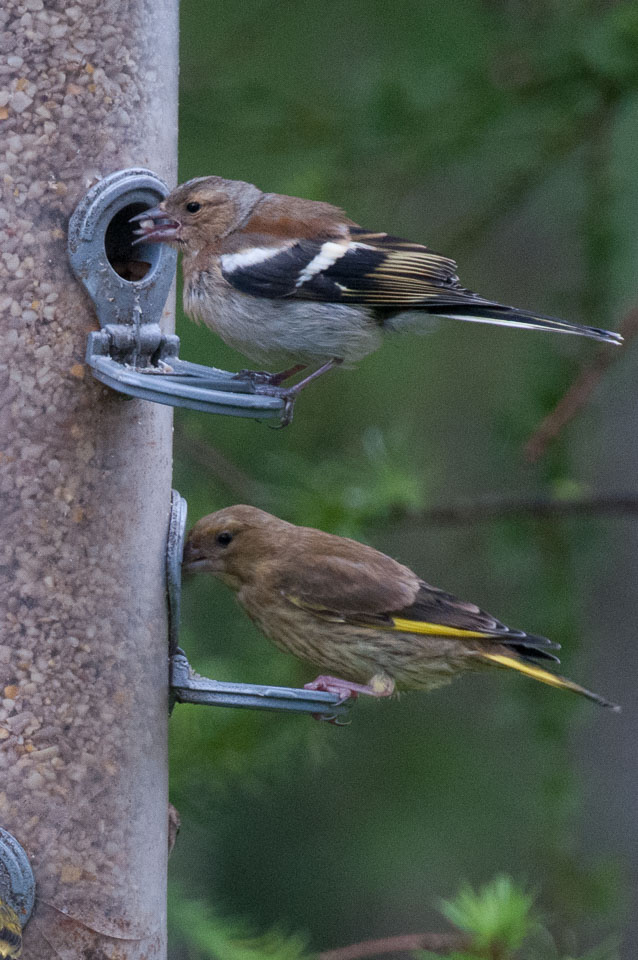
top-left (524, 306), bottom-right (638, 463)
top-left (318, 932), bottom-right (473, 960)
top-left (523, 91), bottom-right (627, 463)
top-left (390, 491), bottom-right (638, 526)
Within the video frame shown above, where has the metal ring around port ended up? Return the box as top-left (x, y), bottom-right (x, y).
top-left (67, 167), bottom-right (177, 329)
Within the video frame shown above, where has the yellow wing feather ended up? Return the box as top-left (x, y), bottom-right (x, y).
top-left (390, 616), bottom-right (489, 639)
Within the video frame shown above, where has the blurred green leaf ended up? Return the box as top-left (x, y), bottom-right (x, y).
top-left (170, 892), bottom-right (309, 960)
top-left (438, 875), bottom-right (538, 952)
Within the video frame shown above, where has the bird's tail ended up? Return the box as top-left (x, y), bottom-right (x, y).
top-left (480, 652), bottom-right (620, 710)
top-left (433, 303), bottom-right (623, 345)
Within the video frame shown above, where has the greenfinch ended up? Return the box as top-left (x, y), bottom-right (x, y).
top-left (183, 505), bottom-right (618, 711)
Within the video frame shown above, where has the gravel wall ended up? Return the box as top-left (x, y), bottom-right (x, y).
top-left (0, 1), bottom-right (178, 956)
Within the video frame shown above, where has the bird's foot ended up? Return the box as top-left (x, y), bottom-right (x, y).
top-left (233, 367), bottom-right (310, 426)
top-left (307, 673), bottom-right (394, 723)
top-left (233, 369), bottom-right (280, 386)
top-left (233, 364), bottom-right (307, 387)
top-left (255, 358), bottom-right (343, 427)
top-left (305, 673), bottom-right (395, 702)
top-left (248, 383), bottom-right (300, 427)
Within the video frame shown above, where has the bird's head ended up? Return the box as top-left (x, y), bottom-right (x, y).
top-left (131, 176), bottom-right (262, 251)
top-left (182, 504), bottom-right (289, 588)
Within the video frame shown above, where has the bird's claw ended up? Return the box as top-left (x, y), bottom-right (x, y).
top-left (238, 359), bottom-right (336, 426)
top-left (249, 383), bottom-right (297, 427)
top-left (315, 711), bottom-right (352, 726)
top-left (234, 364), bottom-right (306, 389)
top-left (233, 369), bottom-right (280, 386)
top-left (333, 690), bottom-right (357, 706)
top-left (280, 394), bottom-right (296, 427)
top-left (305, 676), bottom-right (356, 724)
top-left (304, 676), bottom-right (360, 699)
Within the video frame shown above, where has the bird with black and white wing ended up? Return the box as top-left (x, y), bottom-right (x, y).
top-left (133, 176), bottom-right (622, 424)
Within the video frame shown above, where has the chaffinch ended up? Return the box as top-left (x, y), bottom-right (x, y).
top-left (182, 505), bottom-right (619, 713)
top-left (133, 176), bottom-right (622, 424)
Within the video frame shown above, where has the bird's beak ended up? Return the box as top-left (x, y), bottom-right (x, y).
top-left (130, 205), bottom-right (182, 245)
top-left (182, 540), bottom-right (216, 573)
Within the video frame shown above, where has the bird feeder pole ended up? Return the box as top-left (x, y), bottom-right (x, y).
top-left (0, 0), bottom-right (178, 955)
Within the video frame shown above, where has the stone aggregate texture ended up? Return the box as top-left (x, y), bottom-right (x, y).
top-left (0, 0), bottom-right (178, 956)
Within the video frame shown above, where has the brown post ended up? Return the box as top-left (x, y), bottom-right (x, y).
top-left (0, 0), bottom-right (178, 956)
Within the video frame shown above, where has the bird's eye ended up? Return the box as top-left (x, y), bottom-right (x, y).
top-left (186, 201), bottom-right (201, 213)
top-left (216, 531), bottom-right (233, 547)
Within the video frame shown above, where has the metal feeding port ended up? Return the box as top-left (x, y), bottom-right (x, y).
top-left (166, 491), bottom-right (351, 721)
top-left (67, 168), bottom-right (285, 422)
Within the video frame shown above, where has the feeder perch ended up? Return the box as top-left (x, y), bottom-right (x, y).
top-left (166, 491), bottom-right (351, 720)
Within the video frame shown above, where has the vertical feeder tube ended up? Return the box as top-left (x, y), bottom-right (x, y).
top-left (0, 1), bottom-right (178, 957)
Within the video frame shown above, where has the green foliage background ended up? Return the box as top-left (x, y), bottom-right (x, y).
top-left (169, 1), bottom-right (637, 956)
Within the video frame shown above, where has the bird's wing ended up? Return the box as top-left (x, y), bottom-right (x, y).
top-left (377, 581), bottom-right (559, 659)
top-left (220, 229), bottom-right (485, 307)
top-left (219, 225), bottom-right (623, 343)
top-left (281, 563), bottom-right (559, 661)
top-left (279, 553), bottom-right (419, 620)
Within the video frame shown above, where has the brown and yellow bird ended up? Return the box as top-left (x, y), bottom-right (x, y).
top-left (182, 505), bottom-right (618, 711)
top-left (0, 900), bottom-right (22, 959)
